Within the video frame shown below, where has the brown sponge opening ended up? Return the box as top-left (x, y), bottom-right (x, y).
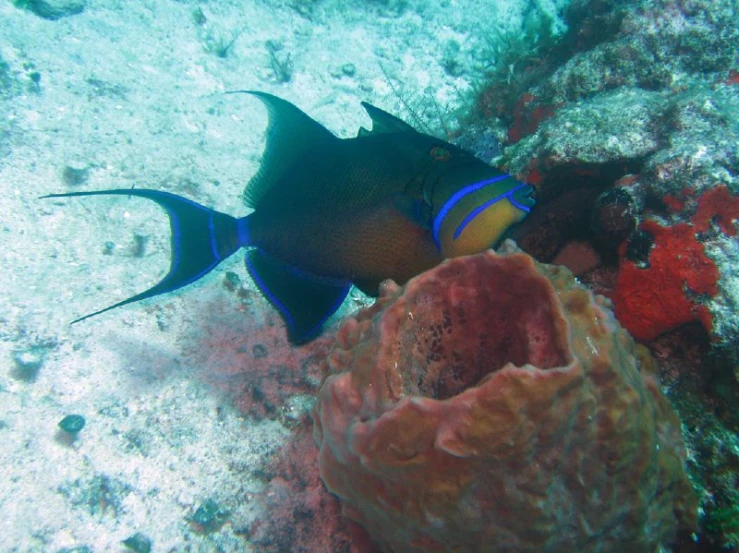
top-left (397, 256), bottom-right (571, 400)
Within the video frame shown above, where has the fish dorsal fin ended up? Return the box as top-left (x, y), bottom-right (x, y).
top-left (358, 102), bottom-right (418, 136)
top-left (245, 250), bottom-right (350, 344)
top-left (228, 91), bottom-right (338, 209)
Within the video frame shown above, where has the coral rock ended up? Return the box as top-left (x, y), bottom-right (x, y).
top-left (17, 0), bottom-right (87, 20)
top-left (313, 247), bottom-right (696, 553)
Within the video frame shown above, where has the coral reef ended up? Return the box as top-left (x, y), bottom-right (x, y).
top-left (464, 3), bottom-right (739, 542)
top-left (648, 326), bottom-right (739, 552)
top-left (472, 0), bottom-right (739, 354)
top-left (313, 246), bottom-right (696, 553)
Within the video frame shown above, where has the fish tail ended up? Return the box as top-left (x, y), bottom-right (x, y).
top-left (41, 189), bottom-right (250, 323)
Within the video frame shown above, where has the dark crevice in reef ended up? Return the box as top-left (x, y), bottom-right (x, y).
top-left (511, 157), bottom-right (646, 264)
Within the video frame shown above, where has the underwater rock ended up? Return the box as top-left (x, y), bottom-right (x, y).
top-left (647, 326), bottom-right (739, 552)
top-left (121, 532), bottom-right (152, 553)
top-left (252, 344), bottom-right (268, 359)
top-left (58, 414), bottom-right (85, 435)
top-left (313, 246), bottom-right (697, 553)
top-left (188, 499), bottom-right (230, 534)
top-left (507, 88), bottom-right (668, 174)
top-left (14, 0), bottom-right (87, 20)
top-left (591, 187), bottom-right (639, 251)
top-left (12, 347), bottom-right (45, 381)
top-left (61, 165), bottom-right (90, 187)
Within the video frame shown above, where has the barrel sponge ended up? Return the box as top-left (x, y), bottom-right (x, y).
top-left (312, 248), bottom-right (697, 553)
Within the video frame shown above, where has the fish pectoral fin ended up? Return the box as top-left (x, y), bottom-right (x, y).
top-left (245, 251), bottom-right (349, 344)
top-left (393, 195), bottom-right (432, 230)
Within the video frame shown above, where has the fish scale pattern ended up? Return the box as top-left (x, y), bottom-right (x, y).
top-left (312, 246), bottom-right (697, 553)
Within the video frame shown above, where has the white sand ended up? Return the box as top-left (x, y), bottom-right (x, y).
top-left (0, 0), bottom-right (567, 550)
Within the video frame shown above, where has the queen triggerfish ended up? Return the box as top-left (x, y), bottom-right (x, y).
top-left (43, 91), bottom-right (535, 343)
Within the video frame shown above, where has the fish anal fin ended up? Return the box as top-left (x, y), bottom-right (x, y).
top-left (245, 250), bottom-right (349, 344)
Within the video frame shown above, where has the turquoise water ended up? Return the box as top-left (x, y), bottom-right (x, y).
top-left (1, 0), bottom-right (737, 551)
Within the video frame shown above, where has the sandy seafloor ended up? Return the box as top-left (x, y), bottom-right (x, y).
top-left (0, 0), bottom-right (569, 551)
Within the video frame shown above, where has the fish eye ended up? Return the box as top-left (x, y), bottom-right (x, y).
top-left (430, 146), bottom-right (451, 162)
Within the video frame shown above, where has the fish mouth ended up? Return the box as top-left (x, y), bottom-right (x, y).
top-left (509, 184), bottom-right (536, 212)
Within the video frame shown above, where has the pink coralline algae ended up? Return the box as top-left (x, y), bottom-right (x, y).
top-left (312, 247), bottom-right (697, 553)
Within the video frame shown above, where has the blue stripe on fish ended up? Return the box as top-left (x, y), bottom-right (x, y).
top-left (452, 182), bottom-right (532, 240)
top-left (245, 253), bottom-right (295, 329)
top-left (431, 174), bottom-right (512, 251)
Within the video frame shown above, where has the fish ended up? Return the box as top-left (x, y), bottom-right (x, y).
top-left (43, 91), bottom-right (535, 343)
